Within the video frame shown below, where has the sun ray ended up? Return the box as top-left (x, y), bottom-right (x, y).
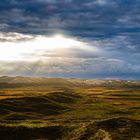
top-left (0, 34), bottom-right (86, 61)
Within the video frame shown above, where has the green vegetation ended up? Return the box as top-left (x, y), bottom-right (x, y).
top-left (0, 77), bottom-right (140, 140)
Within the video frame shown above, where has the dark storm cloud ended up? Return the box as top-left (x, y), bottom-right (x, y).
top-left (0, 0), bottom-right (140, 79)
top-left (0, 0), bottom-right (139, 37)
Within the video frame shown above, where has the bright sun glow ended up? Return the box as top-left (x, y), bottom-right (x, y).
top-left (0, 34), bottom-right (85, 61)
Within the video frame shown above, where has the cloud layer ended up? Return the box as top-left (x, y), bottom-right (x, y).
top-left (0, 0), bottom-right (140, 79)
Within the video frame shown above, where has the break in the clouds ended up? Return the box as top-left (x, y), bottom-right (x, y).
top-left (0, 0), bottom-right (140, 79)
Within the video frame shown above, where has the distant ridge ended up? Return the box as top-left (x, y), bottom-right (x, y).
top-left (0, 76), bottom-right (139, 88)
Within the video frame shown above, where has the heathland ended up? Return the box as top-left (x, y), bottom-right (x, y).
top-left (0, 76), bottom-right (140, 140)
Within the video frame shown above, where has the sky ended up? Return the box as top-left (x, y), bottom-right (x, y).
top-left (0, 0), bottom-right (140, 79)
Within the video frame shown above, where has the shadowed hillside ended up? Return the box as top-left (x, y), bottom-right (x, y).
top-left (0, 118), bottom-right (140, 140)
top-left (67, 117), bottom-right (140, 140)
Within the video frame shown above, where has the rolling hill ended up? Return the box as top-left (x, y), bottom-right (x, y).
top-left (0, 76), bottom-right (140, 140)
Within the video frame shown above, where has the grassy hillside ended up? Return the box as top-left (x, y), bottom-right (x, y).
top-left (0, 77), bottom-right (140, 140)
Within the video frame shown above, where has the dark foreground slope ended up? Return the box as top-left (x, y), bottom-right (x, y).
top-left (68, 117), bottom-right (140, 140)
top-left (0, 77), bottom-right (140, 140)
top-left (0, 118), bottom-right (140, 140)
